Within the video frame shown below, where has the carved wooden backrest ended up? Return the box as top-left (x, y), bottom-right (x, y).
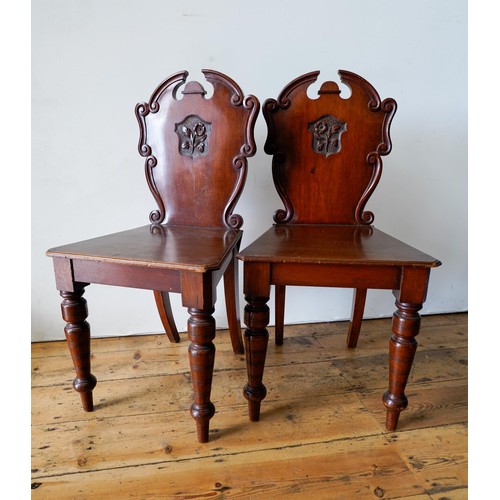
top-left (136, 70), bottom-right (259, 228)
top-left (263, 70), bottom-right (397, 225)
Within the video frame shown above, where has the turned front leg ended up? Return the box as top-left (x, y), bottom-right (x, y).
top-left (243, 296), bottom-right (270, 421)
top-left (383, 300), bottom-right (422, 430)
top-left (187, 307), bottom-right (216, 443)
top-left (60, 287), bottom-right (97, 411)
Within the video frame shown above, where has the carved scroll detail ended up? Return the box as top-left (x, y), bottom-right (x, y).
top-left (222, 93), bottom-right (259, 229)
top-left (135, 71), bottom-right (188, 224)
top-left (202, 69), bottom-right (244, 106)
top-left (145, 156), bottom-right (165, 224)
top-left (263, 99), bottom-right (295, 224)
top-left (340, 70), bottom-right (397, 224)
top-left (272, 153), bottom-right (294, 224)
top-left (355, 152), bottom-right (382, 225)
top-left (277, 71), bottom-right (320, 109)
top-left (137, 70), bottom-right (259, 228)
top-left (264, 70), bottom-right (397, 225)
top-left (241, 95), bottom-right (259, 156)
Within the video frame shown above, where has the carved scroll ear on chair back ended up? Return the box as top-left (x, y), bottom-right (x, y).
top-left (263, 70), bottom-right (397, 345)
top-left (135, 70), bottom-right (259, 347)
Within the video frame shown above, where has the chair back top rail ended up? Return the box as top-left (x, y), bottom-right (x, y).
top-left (263, 70), bottom-right (396, 225)
top-left (136, 70), bottom-right (259, 228)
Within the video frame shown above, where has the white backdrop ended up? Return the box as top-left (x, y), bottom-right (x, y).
top-left (32, 0), bottom-right (467, 341)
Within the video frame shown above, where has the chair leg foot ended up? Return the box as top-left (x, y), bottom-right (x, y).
top-left (243, 296), bottom-right (269, 421)
top-left (247, 399), bottom-right (263, 422)
top-left (191, 403), bottom-right (216, 443)
top-left (383, 300), bottom-right (422, 431)
top-left (187, 307), bottom-right (216, 443)
top-left (383, 394), bottom-right (403, 431)
top-left (60, 287), bottom-right (97, 412)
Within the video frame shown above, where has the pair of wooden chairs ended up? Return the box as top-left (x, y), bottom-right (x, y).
top-left (46, 69), bottom-right (440, 443)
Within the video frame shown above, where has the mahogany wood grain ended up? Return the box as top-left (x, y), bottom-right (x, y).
top-left (59, 285), bottom-right (96, 412)
top-left (136, 70), bottom-right (259, 228)
top-left (153, 291), bottom-right (180, 343)
top-left (222, 243), bottom-right (245, 354)
top-left (239, 70), bottom-right (441, 432)
top-left (135, 70), bottom-right (258, 353)
top-left (346, 288), bottom-right (367, 348)
top-left (46, 70), bottom-right (259, 442)
top-left (187, 306), bottom-right (216, 442)
top-left (264, 71), bottom-right (396, 226)
top-left (274, 284), bottom-right (286, 345)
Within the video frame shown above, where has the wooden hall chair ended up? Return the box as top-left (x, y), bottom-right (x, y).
top-left (237, 70), bottom-right (441, 431)
top-left (46, 70), bottom-right (259, 442)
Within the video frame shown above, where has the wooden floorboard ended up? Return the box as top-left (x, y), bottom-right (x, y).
top-left (32, 313), bottom-right (467, 499)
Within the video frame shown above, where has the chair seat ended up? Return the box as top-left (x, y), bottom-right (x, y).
top-left (237, 224), bottom-right (440, 268)
top-left (47, 225), bottom-right (242, 272)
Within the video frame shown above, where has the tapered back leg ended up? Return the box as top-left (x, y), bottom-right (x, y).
top-left (274, 285), bottom-right (286, 345)
top-left (154, 291), bottom-right (180, 343)
top-left (346, 288), bottom-right (367, 348)
top-left (223, 246), bottom-right (244, 354)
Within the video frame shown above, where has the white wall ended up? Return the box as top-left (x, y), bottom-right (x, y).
top-left (32, 0), bottom-right (467, 341)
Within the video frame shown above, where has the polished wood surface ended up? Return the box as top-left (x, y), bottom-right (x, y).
top-left (239, 70), bottom-right (441, 433)
top-left (136, 69), bottom-right (258, 227)
top-left (46, 70), bottom-right (259, 442)
top-left (48, 225), bottom-right (241, 271)
top-left (264, 70), bottom-right (396, 225)
top-left (32, 314), bottom-right (468, 498)
top-left (238, 224), bottom-right (440, 266)
top-left (153, 290), bottom-right (180, 342)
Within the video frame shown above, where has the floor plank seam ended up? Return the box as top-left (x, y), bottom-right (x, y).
top-left (32, 430), bottom-right (395, 480)
top-left (32, 375), bottom-right (468, 428)
top-left (32, 421), bottom-right (468, 485)
top-left (31, 314), bottom-right (468, 496)
top-left (32, 421), bottom-right (467, 482)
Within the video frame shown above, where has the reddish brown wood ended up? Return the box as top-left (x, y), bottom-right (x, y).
top-left (239, 70), bottom-right (441, 432)
top-left (263, 70), bottom-right (396, 225)
top-left (346, 288), bottom-right (367, 348)
top-left (241, 262), bottom-right (271, 421)
top-left (136, 69), bottom-right (259, 227)
top-left (383, 266), bottom-right (430, 430)
top-left (135, 70), bottom-right (258, 354)
top-left (153, 291), bottom-right (180, 343)
top-left (187, 307), bottom-right (216, 443)
top-left (384, 300), bottom-right (421, 430)
top-left (179, 271), bottom-right (218, 442)
top-left (59, 286), bottom-right (96, 411)
top-left (52, 257), bottom-right (76, 292)
top-left (243, 297), bottom-right (269, 421)
top-left (274, 285), bottom-right (286, 345)
top-left (46, 70), bottom-right (259, 442)
top-left (223, 244), bottom-right (244, 354)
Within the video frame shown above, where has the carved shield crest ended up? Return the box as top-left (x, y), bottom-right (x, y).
top-left (308, 114), bottom-right (347, 157)
top-left (175, 115), bottom-right (212, 158)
